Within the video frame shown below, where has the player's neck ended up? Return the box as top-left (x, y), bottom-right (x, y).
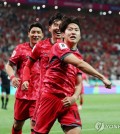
top-left (50, 38), bottom-right (57, 44)
top-left (29, 43), bottom-right (35, 48)
top-left (64, 41), bottom-right (77, 50)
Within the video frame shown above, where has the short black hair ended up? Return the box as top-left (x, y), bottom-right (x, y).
top-left (48, 12), bottom-right (65, 26)
top-left (28, 22), bottom-right (44, 32)
top-left (60, 17), bottom-right (81, 33)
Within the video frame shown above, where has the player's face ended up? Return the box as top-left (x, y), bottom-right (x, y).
top-left (28, 27), bottom-right (44, 46)
top-left (49, 20), bottom-right (62, 39)
top-left (63, 23), bottom-right (81, 47)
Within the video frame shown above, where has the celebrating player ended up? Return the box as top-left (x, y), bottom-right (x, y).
top-left (22, 12), bottom-right (66, 125)
top-left (5, 22), bottom-right (44, 134)
top-left (33, 16), bottom-right (111, 134)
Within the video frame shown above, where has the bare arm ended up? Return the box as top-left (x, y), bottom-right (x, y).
top-left (63, 53), bottom-right (111, 89)
top-left (62, 74), bottom-right (83, 107)
top-left (5, 62), bottom-right (15, 77)
top-left (5, 62), bottom-right (20, 88)
top-left (73, 74), bottom-right (83, 100)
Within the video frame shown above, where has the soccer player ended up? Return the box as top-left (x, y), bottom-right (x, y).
top-left (22, 12), bottom-right (65, 124)
top-left (5, 22), bottom-right (44, 134)
top-left (32, 16), bottom-right (111, 134)
top-left (0, 64), bottom-right (10, 109)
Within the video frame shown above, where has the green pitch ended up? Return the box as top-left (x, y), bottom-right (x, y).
top-left (0, 94), bottom-right (120, 134)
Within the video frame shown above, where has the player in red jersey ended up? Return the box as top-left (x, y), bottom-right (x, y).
top-left (22, 13), bottom-right (65, 125)
top-left (32, 17), bottom-right (111, 134)
top-left (5, 22), bottom-right (44, 134)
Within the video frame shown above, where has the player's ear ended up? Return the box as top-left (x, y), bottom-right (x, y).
top-left (48, 26), bottom-right (51, 32)
top-left (41, 33), bottom-right (44, 39)
top-left (28, 32), bottom-right (30, 38)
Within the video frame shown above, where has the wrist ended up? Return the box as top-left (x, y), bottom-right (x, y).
top-left (10, 75), bottom-right (15, 81)
top-left (72, 95), bottom-right (78, 101)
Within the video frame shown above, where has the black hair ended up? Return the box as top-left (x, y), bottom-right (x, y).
top-left (60, 17), bottom-right (81, 33)
top-left (28, 22), bottom-right (44, 33)
top-left (48, 12), bottom-right (65, 26)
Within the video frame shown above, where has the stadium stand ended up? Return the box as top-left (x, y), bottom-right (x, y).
top-left (0, 3), bottom-right (120, 81)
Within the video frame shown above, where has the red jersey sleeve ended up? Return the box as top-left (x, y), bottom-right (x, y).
top-left (9, 45), bottom-right (21, 65)
top-left (51, 42), bottom-right (71, 60)
top-left (30, 41), bottom-right (42, 61)
top-left (22, 60), bottom-right (32, 82)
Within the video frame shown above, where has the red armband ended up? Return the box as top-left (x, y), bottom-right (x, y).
top-left (10, 75), bottom-right (15, 81)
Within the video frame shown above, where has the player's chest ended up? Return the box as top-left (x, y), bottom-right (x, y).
top-left (40, 47), bottom-right (51, 63)
top-left (67, 64), bottom-right (78, 75)
top-left (59, 61), bottom-right (78, 75)
top-left (20, 47), bottom-right (32, 62)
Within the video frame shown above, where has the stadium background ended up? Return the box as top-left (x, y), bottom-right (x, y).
top-left (0, 0), bottom-right (120, 94)
top-left (0, 1), bottom-right (120, 134)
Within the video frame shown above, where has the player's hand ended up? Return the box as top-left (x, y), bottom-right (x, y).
top-left (62, 96), bottom-right (77, 107)
top-left (11, 77), bottom-right (20, 88)
top-left (22, 81), bottom-right (29, 90)
top-left (102, 77), bottom-right (112, 89)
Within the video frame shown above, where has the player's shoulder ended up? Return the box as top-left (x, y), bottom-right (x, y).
top-left (35, 38), bottom-right (48, 48)
top-left (54, 41), bottom-right (68, 50)
top-left (42, 38), bottom-right (53, 47)
top-left (43, 38), bottom-right (50, 43)
top-left (36, 38), bottom-right (52, 51)
top-left (16, 42), bottom-right (29, 49)
top-left (11, 42), bottom-right (29, 57)
top-left (75, 50), bottom-right (83, 59)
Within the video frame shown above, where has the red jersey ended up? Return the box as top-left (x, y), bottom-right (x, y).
top-left (30, 38), bottom-right (56, 89)
top-left (9, 42), bottom-right (40, 100)
top-left (42, 42), bottom-right (83, 98)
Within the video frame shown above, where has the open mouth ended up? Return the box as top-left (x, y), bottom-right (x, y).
top-left (55, 31), bottom-right (61, 36)
top-left (33, 37), bottom-right (40, 41)
top-left (70, 36), bottom-right (76, 40)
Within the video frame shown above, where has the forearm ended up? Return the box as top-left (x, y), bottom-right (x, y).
top-left (72, 74), bottom-right (82, 102)
top-left (77, 60), bottom-right (105, 81)
top-left (64, 54), bottom-right (111, 89)
top-left (5, 62), bottom-right (15, 77)
top-left (72, 85), bottom-right (81, 101)
top-left (22, 59), bottom-right (34, 82)
top-left (22, 66), bottom-right (31, 82)
top-left (64, 54), bottom-right (105, 81)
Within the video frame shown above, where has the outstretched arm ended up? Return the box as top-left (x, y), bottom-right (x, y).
top-left (63, 53), bottom-right (111, 89)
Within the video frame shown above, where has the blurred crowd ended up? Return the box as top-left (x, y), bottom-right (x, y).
top-left (81, 0), bottom-right (120, 5)
top-left (0, 6), bottom-right (120, 80)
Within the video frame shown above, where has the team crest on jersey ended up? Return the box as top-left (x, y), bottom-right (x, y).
top-left (59, 43), bottom-right (68, 50)
top-left (11, 50), bottom-right (16, 57)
